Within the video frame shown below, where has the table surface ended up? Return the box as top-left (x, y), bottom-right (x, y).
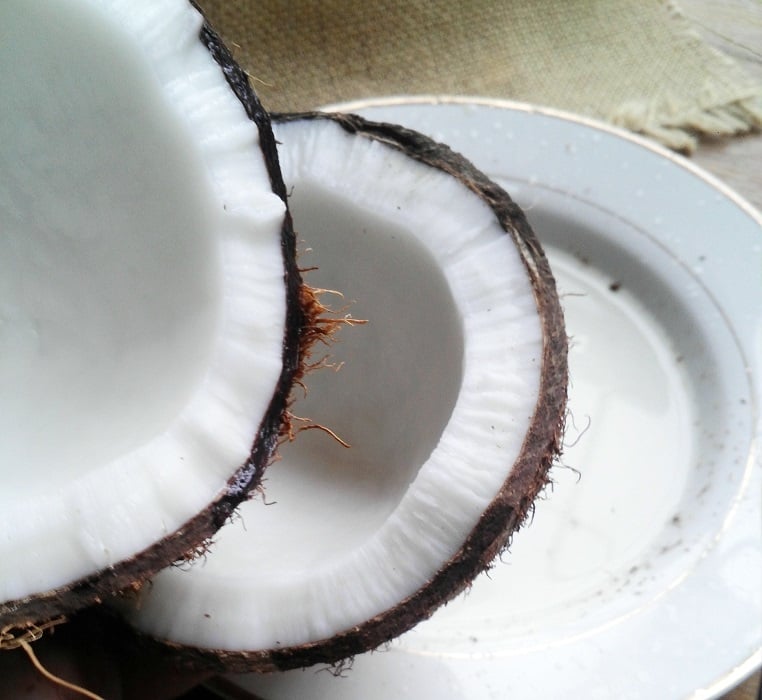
top-left (678, 2), bottom-right (761, 699)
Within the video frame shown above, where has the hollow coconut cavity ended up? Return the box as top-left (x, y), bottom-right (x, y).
top-left (0, 0), bottom-right (305, 627)
top-left (121, 113), bottom-right (568, 671)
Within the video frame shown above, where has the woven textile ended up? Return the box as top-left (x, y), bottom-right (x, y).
top-left (196, 0), bottom-right (762, 151)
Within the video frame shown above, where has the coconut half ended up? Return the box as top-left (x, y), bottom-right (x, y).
top-left (121, 113), bottom-right (568, 671)
top-left (0, 0), bottom-right (303, 627)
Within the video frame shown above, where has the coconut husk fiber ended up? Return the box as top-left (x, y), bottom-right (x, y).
top-left (195, 0), bottom-right (762, 153)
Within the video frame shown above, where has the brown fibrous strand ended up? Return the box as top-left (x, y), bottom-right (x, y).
top-left (277, 279), bottom-right (366, 450)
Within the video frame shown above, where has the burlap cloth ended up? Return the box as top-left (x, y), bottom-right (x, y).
top-left (195, 0), bottom-right (762, 152)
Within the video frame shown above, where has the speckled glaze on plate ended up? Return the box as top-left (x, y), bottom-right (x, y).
top-left (227, 97), bottom-right (762, 700)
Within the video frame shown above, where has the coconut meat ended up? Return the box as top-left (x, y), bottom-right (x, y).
top-left (0, 0), bottom-right (286, 607)
top-left (127, 118), bottom-right (544, 652)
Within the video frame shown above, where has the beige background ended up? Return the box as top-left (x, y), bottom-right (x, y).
top-left (197, 0), bottom-right (761, 153)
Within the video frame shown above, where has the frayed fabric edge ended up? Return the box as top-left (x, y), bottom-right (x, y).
top-left (609, 0), bottom-right (762, 153)
top-left (610, 93), bottom-right (762, 154)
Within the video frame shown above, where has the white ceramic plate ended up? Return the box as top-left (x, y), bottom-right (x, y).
top-left (226, 97), bottom-right (762, 700)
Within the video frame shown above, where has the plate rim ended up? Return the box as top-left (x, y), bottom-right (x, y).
top-left (321, 94), bottom-right (762, 228)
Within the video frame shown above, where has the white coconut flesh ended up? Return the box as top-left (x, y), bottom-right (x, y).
top-left (126, 117), bottom-right (552, 659)
top-left (0, 0), bottom-right (290, 618)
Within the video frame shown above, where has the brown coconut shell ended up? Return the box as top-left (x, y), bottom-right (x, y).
top-left (120, 111), bottom-right (568, 673)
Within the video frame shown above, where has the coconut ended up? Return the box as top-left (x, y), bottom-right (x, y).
top-left (0, 0), bottom-right (305, 628)
top-left (120, 112), bottom-right (568, 672)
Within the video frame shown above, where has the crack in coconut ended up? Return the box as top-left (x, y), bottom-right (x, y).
top-left (118, 113), bottom-right (568, 672)
top-left (0, 0), bottom-right (307, 629)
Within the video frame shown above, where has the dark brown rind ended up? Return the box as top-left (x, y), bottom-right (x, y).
top-left (137, 112), bottom-right (568, 673)
top-left (0, 15), bottom-right (305, 630)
